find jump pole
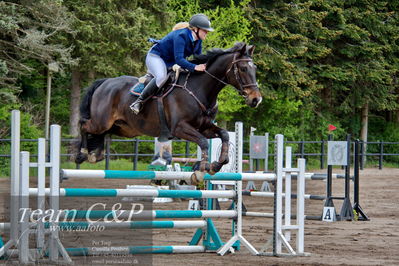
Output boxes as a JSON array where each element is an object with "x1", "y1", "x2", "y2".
[
  {"x1": 0, "y1": 221, "x2": 207, "y2": 230},
  {"x1": 61, "y1": 169, "x2": 277, "y2": 181}
]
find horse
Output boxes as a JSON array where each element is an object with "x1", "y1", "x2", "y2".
[{"x1": 75, "y1": 42, "x2": 262, "y2": 184}]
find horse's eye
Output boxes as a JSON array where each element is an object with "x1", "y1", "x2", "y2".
[{"x1": 240, "y1": 67, "x2": 247, "y2": 72}]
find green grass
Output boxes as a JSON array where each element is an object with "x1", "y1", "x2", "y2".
[
  {"x1": 61, "y1": 159, "x2": 150, "y2": 171},
  {"x1": 362, "y1": 159, "x2": 399, "y2": 169}
]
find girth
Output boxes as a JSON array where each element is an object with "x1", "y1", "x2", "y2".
[{"x1": 155, "y1": 72, "x2": 217, "y2": 141}]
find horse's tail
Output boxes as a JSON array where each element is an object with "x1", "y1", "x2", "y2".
[{"x1": 79, "y1": 78, "x2": 108, "y2": 121}]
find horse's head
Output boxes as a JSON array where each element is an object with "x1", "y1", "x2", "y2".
[{"x1": 225, "y1": 44, "x2": 262, "y2": 108}]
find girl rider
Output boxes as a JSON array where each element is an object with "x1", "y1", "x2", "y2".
[{"x1": 130, "y1": 14, "x2": 214, "y2": 114}]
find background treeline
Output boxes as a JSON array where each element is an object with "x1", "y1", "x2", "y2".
[{"x1": 1, "y1": 0, "x2": 398, "y2": 146}]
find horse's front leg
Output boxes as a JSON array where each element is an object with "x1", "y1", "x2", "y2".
[
  {"x1": 172, "y1": 122, "x2": 210, "y2": 184},
  {"x1": 202, "y1": 125, "x2": 229, "y2": 175}
]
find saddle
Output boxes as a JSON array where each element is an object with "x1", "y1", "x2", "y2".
[
  {"x1": 129, "y1": 65, "x2": 183, "y2": 96},
  {"x1": 129, "y1": 66, "x2": 186, "y2": 142}
]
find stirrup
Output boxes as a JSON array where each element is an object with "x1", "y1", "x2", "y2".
[{"x1": 130, "y1": 101, "x2": 142, "y2": 114}]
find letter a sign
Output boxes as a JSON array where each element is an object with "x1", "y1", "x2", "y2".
[{"x1": 322, "y1": 207, "x2": 336, "y2": 222}]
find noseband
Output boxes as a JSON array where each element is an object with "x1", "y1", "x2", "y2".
[{"x1": 204, "y1": 53, "x2": 258, "y2": 96}]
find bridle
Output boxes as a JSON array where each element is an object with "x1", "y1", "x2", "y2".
[
  {"x1": 204, "y1": 52, "x2": 258, "y2": 97},
  {"x1": 164, "y1": 51, "x2": 258, "y2": 115}
]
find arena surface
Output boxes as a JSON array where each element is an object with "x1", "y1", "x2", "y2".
[{"x1": 0, "y1": 168, "x2": 398, "y2": 265}]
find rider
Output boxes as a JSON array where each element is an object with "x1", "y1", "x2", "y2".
[{"x1": 130, "y1": 14, "x2": 214, "y2": 114}]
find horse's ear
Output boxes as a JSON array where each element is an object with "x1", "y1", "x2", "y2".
[
  {"x1": 239, "y1": 44, "x2": 247, "y2": 56},
  {"x1": 248, "y1": 45, "x2": 255, "y2": 57}
]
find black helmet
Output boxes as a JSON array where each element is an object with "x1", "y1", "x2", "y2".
[{"x1": 189, "y1": 14, "x2": 214, "y2": 32}]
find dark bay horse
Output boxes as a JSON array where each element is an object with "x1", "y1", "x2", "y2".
[{"x1": 75, "y1": 42, "x2": 262, "y2": 183}]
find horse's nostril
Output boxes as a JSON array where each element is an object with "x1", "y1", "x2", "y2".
[{"x1": 252, "y1": 98, "x2": 258, "y2": 106}]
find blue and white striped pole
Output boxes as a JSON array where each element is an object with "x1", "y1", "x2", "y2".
[
  {"x1": 29, "y1": 188, "x2": 236, "y2": 199},
  {"x1": 61, "y1": 169, "x2": 277, "y2": 181},
  {"x1": 0, "y1": 220, "x2": 207, "y2": 231},
  {"x1": 43, "y1": 210, "x2": 238, "y2": 220},
  {"x1": 5, "y1": 245, "x2": 206, "y2": 257}
]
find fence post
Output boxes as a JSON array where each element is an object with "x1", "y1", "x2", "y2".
[
  {"x1": 379, "y1": 140, "x2": 383, "y2": 170},
  {"x1": 300, "y1": 141, "x2": 305, "y2": 159},
  {"x1": 133, "y1": 138, "x2": 139, "y2": 170},
  {"x1": 320, "y1": 140, "x2": 325, "y2": 169},
  {"x1": 105, "y1": 136, "x2": 111, "y2": 170},
  {"x1": 264, "y1": 132, "x2": 269, "y2": 171},
  {"x1": 360, "y1": 140, "x2": 364, "y2": 170},
  {"x1": 185, "y1": 141, "x2": 190, "y2": 158}
]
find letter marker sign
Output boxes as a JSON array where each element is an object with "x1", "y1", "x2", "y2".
[
  {"x1": 322, "y1": 207, "x2": 336, "y2": 222},
  {"x1": 327, "y1": 141, "x2": 348, "y2": 166}
]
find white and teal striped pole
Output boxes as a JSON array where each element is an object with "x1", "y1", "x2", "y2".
[
  {"x1": 28, "y1": 188, "x2": 236, "y2": 198},
  {"x1": 52, "y1": 210, "x2": 237, "y2": 220},
  {"x1": 0, "y1": 220, "x2": 207, "y2": 231},
  {"x1": 61, "y1": 169, "x2": 277, "y2": 181},
  {"x1": 6, "y1": 245, "x2": 206, "y2": 257}
]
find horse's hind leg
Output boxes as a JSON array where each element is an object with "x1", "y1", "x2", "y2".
[
  {"x1": 202, "y1": 125, "x2": 230, "y2": 174},
  {"x1": 80, "y1": 117, "x2": 114, "y2": 163},
  {"x1": 87, "y1": 134, "x2": 106, "y2": 163},
  {"x1": 75, "y1": 124, "x2": 89, "y2": 164}
]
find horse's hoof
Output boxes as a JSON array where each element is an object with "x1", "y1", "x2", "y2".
[
  {"x1": 200, "y1": 161, "x2": 210, "y2": 172},
  {"x1": 96, "y1": 154, "x2": 105, "y2": 162},
  {"x1": 98, "y1": 150, "x2": 105, "y2": 161},
  {"x1": 210, "y1": 161, "x2": 223, "y2": 175},
  {"x1": 191, "y1": 171, "x2": 205, "y2": 185},
  {"x1": 75, "y1": 153, "x2": 88, "y2": 164},
  {"x1": 88, "y1": 152, "x2": 97, "y2": 164}
]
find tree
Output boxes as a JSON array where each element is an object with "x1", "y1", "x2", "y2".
[
  {"x1": 0, "y1": 0, "x2": 74, "y2": 136},
  {"x1": 244, "y1": 1, "x2": 333, "y2": 138},
  {"x1": 309, "y1": 0, "x2": 398, "y2": 143},
  {"x1": 62, "y1": 0, "x2": 171, "y2": 136},
  {"x1": 243, "y1": 0, "x2": 398, "y2": 142},
  {"x1": 0, "y1": 0, "x2": 75, "y2": 89}
]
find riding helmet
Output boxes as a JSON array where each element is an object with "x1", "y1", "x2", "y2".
[{"x1": 189, "y1": 14, "x2": 214, "y2": 32}]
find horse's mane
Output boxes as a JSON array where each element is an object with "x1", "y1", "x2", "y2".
[{"x1": 190, "y1": 42, "x2": 249, "y2": 66}]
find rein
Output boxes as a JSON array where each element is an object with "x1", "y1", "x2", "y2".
[
  {"x1": 166, "y1": 73, "x2": 213, "y2": 115},
  {"x1": 165, "y1": 52, "x2": 257, "y2": 115}
]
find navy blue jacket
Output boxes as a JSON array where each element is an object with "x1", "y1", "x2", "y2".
[{"x1": 150, "y1": 28, "x2": 202, "y2": 72}]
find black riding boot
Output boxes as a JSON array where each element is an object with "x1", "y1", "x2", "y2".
[{"x1": 130, "y1": 78, "x2": 159, "y2": 114}]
